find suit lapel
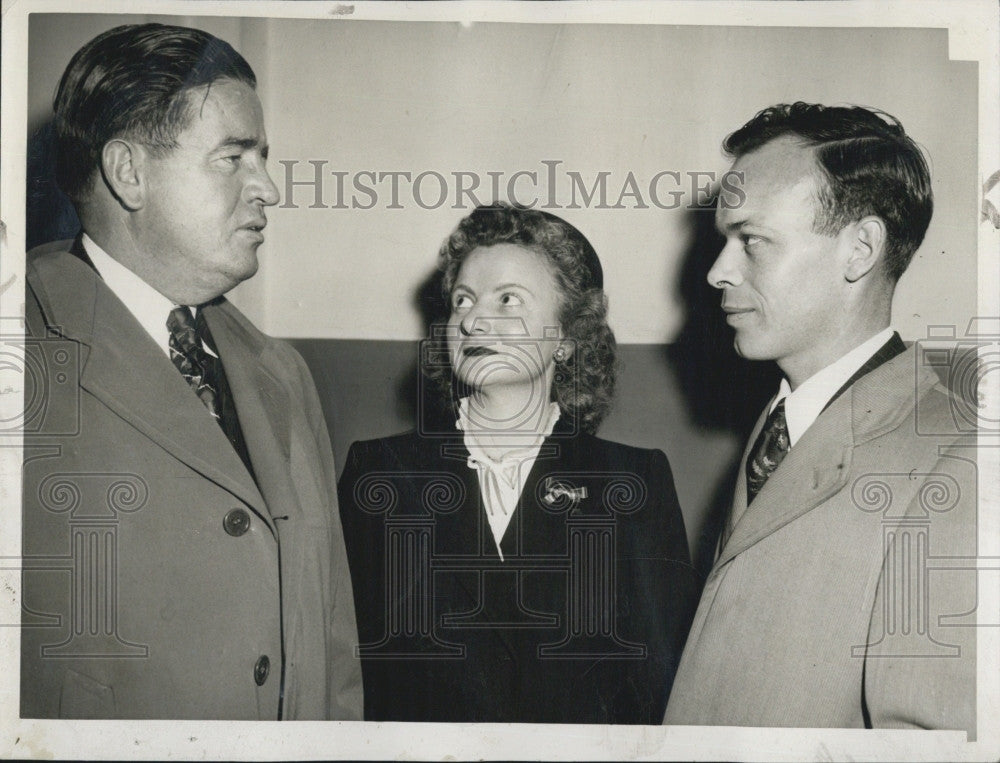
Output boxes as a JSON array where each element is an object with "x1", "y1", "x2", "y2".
[
  {"x1": 201, "y1": 302, "x2": 289, "y2": 530},
  {"x1": 512, "y1": 436, "x2": 574, "y2": 557},
  {"x1": 29, "y1": 247, "x2": 268, "y2": 521},
  {"x1": 432, "y1": 437, "x2": 555, "y2": 660},
  {"x1": 434, "y1": 439, "x2": 490, "y2": 557},
  {"x1": 717, "y1": 400, "x2": 854, "y2": 566},
  {"x1": 430, "y1": 440, "x2": 524, "y2": 659},
  {"x1": 823, "y1": 332, "x2": 907, "y2": 413},
  {"x1": 717, "y1": 346, "x2": 928, "y2": 567}
]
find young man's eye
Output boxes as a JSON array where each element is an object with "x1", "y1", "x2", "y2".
[{"x1": 452, "y1": 294, "x2": 473, "y2": 310}]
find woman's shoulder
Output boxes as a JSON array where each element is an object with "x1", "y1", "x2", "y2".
[
  {"x1": 344, "y1": 430, "x2": 457, "y2": 473},
  {"x1": 569, "y1": 432, "x2": 670, "y2": 471}
]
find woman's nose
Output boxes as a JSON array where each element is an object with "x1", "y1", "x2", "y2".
[{"x1": 460, "y1": 312, "x2": 492, "y2": 335}]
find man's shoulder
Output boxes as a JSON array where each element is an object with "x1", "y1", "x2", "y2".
[
  {"x1": 852, "y1": 343, "x2": 971, "y2": 445},
  {"x1": 27, "y1": 238, "x2": 75, "y2": 260},
  {"x1": 28, "y1": 238, "x2": 73, "y2": 260},
  {"x1": 26, "y1": 238, "x2": 82, "y2": 284},
  {"x1": 204, "y1": 301, "x2": 318, "y2": 405}
]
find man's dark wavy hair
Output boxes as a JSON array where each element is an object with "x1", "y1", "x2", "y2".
[
  {"x1": 54, "y1": 23, "x2": 257, "y2": 202},
  {"x1": 724, "y1": 102, "x2": 933, "y2": 282},
  {"x1": 427, "y1": 204, "x2": 617, "y2": 434}
]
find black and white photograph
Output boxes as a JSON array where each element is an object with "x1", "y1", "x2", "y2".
[{"x1": 1, "y1": 0, "x2": 997, "y2": 760}]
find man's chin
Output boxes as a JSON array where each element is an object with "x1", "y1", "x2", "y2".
[
  {"x1": 224, "y1": 254, "x2": 261, "y2": 290},
  {"x1": 732, "y1": 334, "x2": 769, "y2": 362}
]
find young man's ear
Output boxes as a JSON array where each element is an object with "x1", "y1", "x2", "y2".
[
  {"x1": 100, "y1": 139, "x2": 147, "y2": 211},
  {"x1": 844, "y1": 216, "x2": 887, "y2": 283}
]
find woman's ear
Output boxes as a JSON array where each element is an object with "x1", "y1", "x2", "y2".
[
  {"x1": 100, "y1": 139, "x2": 146, "y2": 211},
  {"x1": 844, "y1": 215, "x2": 887, "y2": 283},
  {"x1": 554, "y1": 340, "x2": 574, "y2": 362}
]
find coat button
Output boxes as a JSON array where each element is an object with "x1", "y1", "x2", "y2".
[
  {"x1": 254, "y1": 655, "x2": 270, "y2": 686},
  {"x1": 223, "y1": 508, "x2": 251, "y2": 536}
]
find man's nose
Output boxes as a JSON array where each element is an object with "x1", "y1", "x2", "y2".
[
  {"x1": 246, "y1": 164, "x2": 280, "y2": 207},
  {"x1": 706, "y1": 240, "x2": 744, "y2": 289}
]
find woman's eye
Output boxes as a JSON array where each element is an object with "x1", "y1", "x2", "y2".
[
  {"x1": 499, "y1": 293, "x2": 523, "y2": 307},
  {"x1": 452, "y1": 294, "x2": 473, "y2": 310}
]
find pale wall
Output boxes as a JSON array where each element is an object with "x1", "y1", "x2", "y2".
[{"x1": 27, "y1": 15, "x2": 979, "y2": 344}]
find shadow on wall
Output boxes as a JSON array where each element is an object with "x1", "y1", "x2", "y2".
[
  {"x1": 665, "y1": 201, "x2": 780, "y2": 578},
  {"x1": 27, "y1": 122, "x2": 81, "y2": 250},
  {"x1": 395, "y1": 263, "x2": 451, "y2": 434}
]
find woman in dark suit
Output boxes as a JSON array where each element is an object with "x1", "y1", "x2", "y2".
[{"x1": 338, "y1": 204, "x2": 698, "y2": 723}]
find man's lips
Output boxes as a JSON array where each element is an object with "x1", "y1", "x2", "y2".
[
  {"x1": 722, "y1": 304, "x2": 754, "y2": 323},
  {"x1": 237, "y1": 220, "x2": 267, "y2": 244},
  {"x1": 239, "y1": 219, "x2": 267, "y2": 233}
]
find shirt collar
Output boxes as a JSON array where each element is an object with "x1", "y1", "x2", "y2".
[
  {"x1": 456, "y1": 396, "x2": 561, "y2": 464},
  {"x1": 772, "y1": 327, "x2": 895, "y2": 446},
  {"x1": 81, "y1": 233, "x2": 185, "y2": 359}
]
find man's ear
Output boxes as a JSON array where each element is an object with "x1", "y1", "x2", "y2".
[
  {"x1": 844, "y1": 216, "x2": 887, "y2": 283},
  {"x1": 100, "y1": 139, "x2": 146, "y2": 211}
]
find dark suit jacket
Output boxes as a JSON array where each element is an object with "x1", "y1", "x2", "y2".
[
  {"x1": 338, "y1": 424, "x2": 699, "y2": 723},
  {"x1": 21, "y1": 239, "x2": 362, "y2": 720}
]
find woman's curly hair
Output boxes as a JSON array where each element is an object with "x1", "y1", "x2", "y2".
[{"x1": 425, "y1": 203, "x2": 617, "y2": 434}]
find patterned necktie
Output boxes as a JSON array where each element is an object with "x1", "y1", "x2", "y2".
[
  {"x1": 745, "y1": 398, "x2": 790, "y2": 504},
  {"x1": 167, "y1": 306, "x2": 220, "y2": 420}
]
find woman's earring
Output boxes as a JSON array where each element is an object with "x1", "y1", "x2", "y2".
[{"x1": 553, "y1": 345, "x2": 567, "y2": 363}]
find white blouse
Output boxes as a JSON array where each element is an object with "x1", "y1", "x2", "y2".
[{"x1": 457, "y1": 397, "x2": 561, "y2": 561}]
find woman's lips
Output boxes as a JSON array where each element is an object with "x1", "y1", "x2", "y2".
[{"x1": 463, "y1": 345, "x2": 498, "y2": 357}]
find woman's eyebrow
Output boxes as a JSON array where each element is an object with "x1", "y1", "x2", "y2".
[{"x1": 493, "y1": 282, "x2": 534, "y2": 296}]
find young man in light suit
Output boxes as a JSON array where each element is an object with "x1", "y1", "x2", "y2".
[
  {"x1": 21, "y1": 23, "x2": 361, "y2": 720},
  {"x1": 664, "y1": 103, "x2": 977, "y2": 733}
]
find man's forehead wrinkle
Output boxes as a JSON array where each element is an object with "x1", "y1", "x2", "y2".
[{"x1": 174, "y1": 81, "x2": 265, "y2": 150}]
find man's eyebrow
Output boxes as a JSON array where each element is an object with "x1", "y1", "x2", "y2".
[
  {"x1": 215, "y1": 137, "x2": 268, "y2": 156},
  {"x1": 717, "y1": 217, "x2": 747, "y2": 234}
]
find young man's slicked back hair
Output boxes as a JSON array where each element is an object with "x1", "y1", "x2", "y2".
[
  {"x1": 54, "y1": 23, "x2": 257, "y2": 202},
  {"x1": 724, "y1": 102, "x2": 933, "y2": 282}
]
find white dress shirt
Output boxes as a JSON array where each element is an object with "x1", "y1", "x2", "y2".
[
  {"x1": 81, "y1": 234, "x2": 210, "y2": 358},
  {"x1": 458, "y1": 397, "x2": 561, "y2": 561},
  {"x1": 770, "y1": 327, "x2": 896, "y2": 446}
]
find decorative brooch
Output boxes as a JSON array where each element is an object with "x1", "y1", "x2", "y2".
[{"x1": 542, "y1": 477, "x2": 588, "y2": 506}]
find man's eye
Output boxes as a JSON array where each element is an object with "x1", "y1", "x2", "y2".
[
  {"x1": 742, "y1": 234, "x2": 762, "y2": 248},
  {"x1": 499, "y1": 293, "x2": 523, "y2": 307},
  {"x1": 453, "y1": 295, "x2": 473, "y2": 310}
]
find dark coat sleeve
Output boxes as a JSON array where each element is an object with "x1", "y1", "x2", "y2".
[
  {"x1": 336, "y1": 441, "x2": 386, "y2": 654},
  {"x1": 337, "y1": 438, "x2": 410, "y2": 720},
  {"x1": 613, "y1": 446, "x2": 700, "y2": 722}
]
